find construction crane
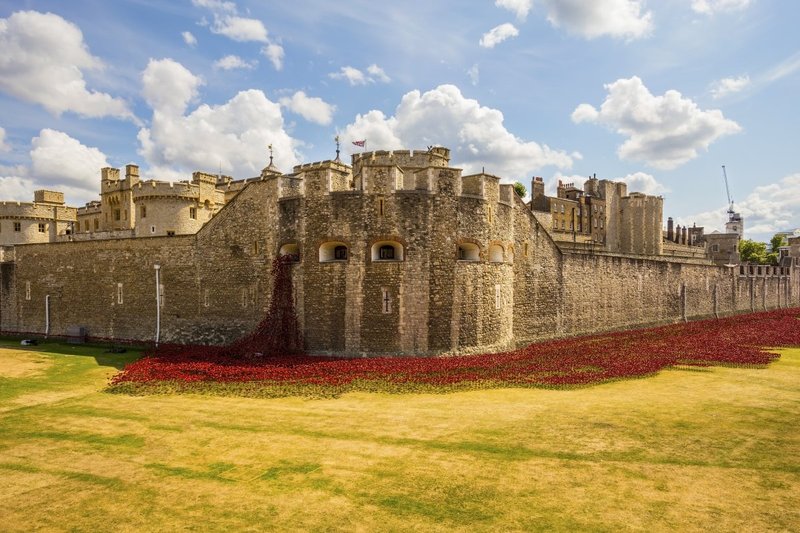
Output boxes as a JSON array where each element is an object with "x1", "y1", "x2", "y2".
[{"x1": 721, "y1": 165, "x2": 735, "y2": 222}]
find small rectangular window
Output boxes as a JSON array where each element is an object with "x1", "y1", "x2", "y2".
[
  {"x1": 140, "y1": 205, "x2": 147, "y2": 218},
  {"x1": 14, "y1": 222, "x2": 21, "y2": 232},
  {"x1": 114, "y1": 209, "x2": 121, "y2": 221},
  {"x1": 38, "y1": 223, "x2": 46, "y2": 233},
  {"x1": 381, "y1": 287, "x2": 392, "y2": 314},
  {"x1": 151, "y1": 225, "x2": 156, "y2": 234},
  {"x1": 378, "y1": 197, "x2": 385, "y2": 216},
  {"x1": 117, "y1": 283, "x2": 123, "y2": 304},
  {"x1": 379, "y1": 246, "x2": 395, "y2": 260},
  {"x1": 94, "y1": 219, "x2": 99, "y2": 230},
  {"x1": 25, "y1": 281, "x2": 31, "y2": 300},
  {"x1": 190, "y1": 207, "x2": 197, "y2": 219},
  {"x1": 253, "y1": 241, "x2": 259, "y2": 255}
]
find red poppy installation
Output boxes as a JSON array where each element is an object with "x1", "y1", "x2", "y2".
[{"x1": 110, "y1": 265, "x2": 800, "y2": 393}]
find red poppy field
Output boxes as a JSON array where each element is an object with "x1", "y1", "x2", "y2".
[{"x1": 108, "y1": 308, "x2": 800, "y2": 397}]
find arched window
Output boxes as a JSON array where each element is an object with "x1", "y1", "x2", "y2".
[
  {"x1": 457, "y1": 243, "x2": 480, "y2": 262},
  {"x1": 319, "y1": 241, "x2": 349, "y2": 262},
  {"x1": 489, "y1": 244, "x2": 504, "y2": 263},
  {"x1": 371, "y1": 240, "x2": 404, "y2": 261},
  {"x1": 279, "y1": 243, "x2": 300, "y2": 262}
]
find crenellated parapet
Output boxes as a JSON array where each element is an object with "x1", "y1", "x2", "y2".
[
  {"x1": 351, "y1": 147, "x2": 450, "y2": 174},
  {"x1": 132, "y1": 180, "x2": 201, "y2": 201}
]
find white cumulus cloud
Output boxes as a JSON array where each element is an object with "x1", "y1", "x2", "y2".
[
  {"x1": 329, "y1": 65, "x2": 391, "y2": 86},
  {"x1": 340, "y1": 84, "x2": 574, "y2": 180},
  {"x1": 0, "y1": 176, "x2": 36, "y2": 202},
  {"x1": 30, "y1": 129, "x2": 109, "y2": 194},
  {"x1": 479, "y1": 23, "x2": 519, "y2": 48},
  {"x1": 617, "y1": 171, "x2": 668, "y2": 195},
  {"x1": 213, "y1": 55, "x2": 256, "y2": 70},
  {"x1": 138, "y1": 59, "x2": 299, "y2": 179},
  {"x1": 182, "y1": 31, "x2": 197, "y2": 46},
  {"x1": 495, "y1": 0, "x2": 533, "y2": 20},
  {"x1": 280, "y1": 91, "x2": 335, "y2": 126},
  {"x1": 0, "y1": 11, "x2": 133, "y2": 120},
  {"x1": 572, "y1": 76, "x2": 741, "y2": 169},
  {"x1": 711, "y1": 75, "x2": 750, "y2": 99},
  {"x1": 542, "y1": 0, "x2": 653, "y2": 40},
  {"x1": 142, "y1": 59, "x2": 202, "y2": 115},
  {"x1": 193, "y1": 0, "x2": 284, "y2": 70},
  {"x1": 261, "y1": 42, "x2": 284, "y2": 71},
  {"x1": 691, "y1": 0, "x2": 752, "y2": 15},
  {"x1": 367, "y1": 64, "x2": 391, "y2": 83},
  {"x1": 0, "y1": 126, "x2": 9, "y2": 152},
  {"x1": 211, "y1": 15, "x2": 268, "y2": 42},
  {"x1": 681, "y1": 173, "x2": 800, "y2": 238}
]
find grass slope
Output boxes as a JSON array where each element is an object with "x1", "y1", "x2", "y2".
[{"x1": 0, "y1": 340, "x2": 798, "y2": 531}]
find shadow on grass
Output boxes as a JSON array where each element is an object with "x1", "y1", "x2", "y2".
[{"x1": 0, "y1": 337, "x2": 143, "y2": 371}]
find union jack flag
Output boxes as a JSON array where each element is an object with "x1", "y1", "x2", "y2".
[{"x1": 352, "y1": 139, "x2": 366, "y2": 147}]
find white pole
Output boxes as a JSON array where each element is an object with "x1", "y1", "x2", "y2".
[
  {"x1": 45, "y1": 294, "x2": 50, "y2": 337},
  {"x1": 154, "y1": 264, "x2": 161, "y2": 346}
]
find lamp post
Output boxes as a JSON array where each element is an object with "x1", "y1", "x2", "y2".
[{"x1": 154, "y1": 264, "x2": 161, "y2": 347}]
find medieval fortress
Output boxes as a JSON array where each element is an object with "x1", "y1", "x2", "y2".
[{"x1": 1, "y1": 147, "x2": 798, "y2": 355}]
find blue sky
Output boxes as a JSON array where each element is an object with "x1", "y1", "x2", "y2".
[{"x1": 1, "y1": 0, "x2": 798, "y2": 241}]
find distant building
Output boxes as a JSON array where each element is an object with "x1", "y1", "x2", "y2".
[{"x1": 0, "y1": 190, "x2": 76, "y2": 247}]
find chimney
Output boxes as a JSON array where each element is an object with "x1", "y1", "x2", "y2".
[
  {"x1": 682, "y1": 226, "x2": 688, "y2": 245},
  {"x1": 667, "y1": 217, "x2": 674, "y2": 241}
]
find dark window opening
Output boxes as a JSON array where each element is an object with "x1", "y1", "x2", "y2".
[
  {"x1": 379, "y1": 245, "x2": 395, "y2": 260},
  {"x1": 334, "y1": 245, "x2": 348, "y2": 260}
]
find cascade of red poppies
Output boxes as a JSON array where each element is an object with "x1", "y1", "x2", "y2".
[
  {"x1": 146, "y1": 255, "x2": 302, "y2": 361},
  {"x1": 111, "y1": 308, "x2": 800, "y2": 389},
  {"x1": 223, "y1": 255, "x2": 302, "y2": 357}
]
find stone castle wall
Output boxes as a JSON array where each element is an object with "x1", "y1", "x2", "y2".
[{"x1": 1, "y1": 151, "x2": 798, "y2": 355}]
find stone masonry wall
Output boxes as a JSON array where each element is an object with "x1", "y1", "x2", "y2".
[{"x1": 1, "y1": 151, "x2": 799, "y2": 356}]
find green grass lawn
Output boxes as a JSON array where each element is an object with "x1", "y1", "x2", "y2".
[{"x1": 1, "y1": 340, "x2": 798, "y2": 532}]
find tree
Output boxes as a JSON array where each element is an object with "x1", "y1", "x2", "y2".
[
  {"x1": 513, "y1": 182, "x2": 527, "y2": 198},
  {"x1": 770, "y1": 234, "x2": 787, "y2": 253},
  {"x1": 738, "y1": 239, "x2": 768, "y2": 264},
  {"x1": 763, "y1": 234, "x2": 788, "y2": 265}
]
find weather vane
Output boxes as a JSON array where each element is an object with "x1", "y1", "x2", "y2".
[
  {"x1": 268, "y1": 143, "x2": 273, "y2": 166},
  {"x1": 335, "y1": 135, "x2": 341, "y2": 161}
]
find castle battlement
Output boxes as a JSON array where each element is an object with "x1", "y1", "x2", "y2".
[
  {"x1": 132, "y1": 180, "x2": 200, "y2": 201},
  {"x1": 292, "y1": 159, "x2": 351, "y2": 173},
  {"x1": 77, "y1": 201, "x2": 101, "y2": 215},
  {"x1": 351, "y1": 147, "x2": 450, "y2": 173},
  {"x1": 0, "y1": 201, "x2": 75, "y2": 220}
]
